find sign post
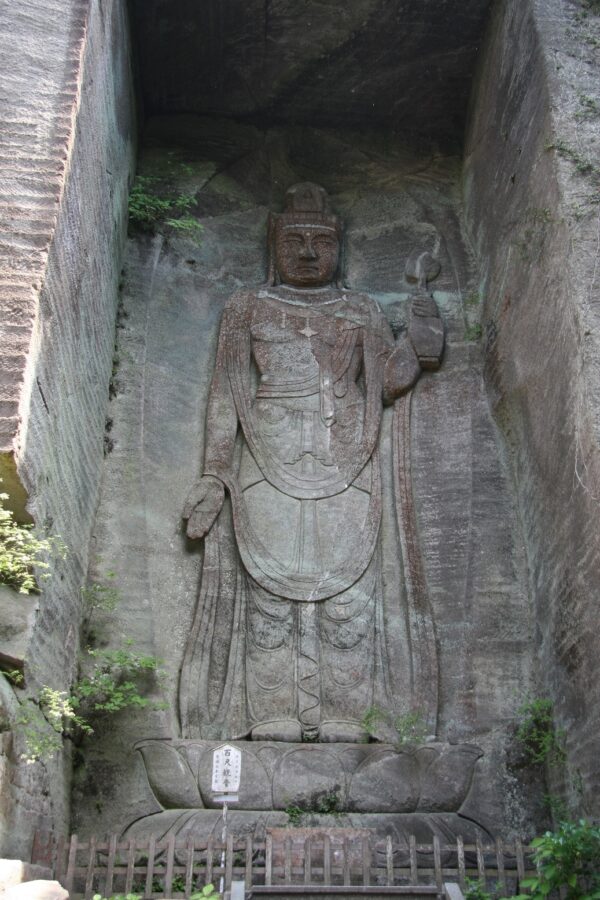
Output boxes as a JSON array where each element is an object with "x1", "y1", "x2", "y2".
[{"x1": 211, "y1": 745, "x2": 242, "y2": 896}]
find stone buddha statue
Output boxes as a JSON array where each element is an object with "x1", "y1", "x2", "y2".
[{"x1": 180, "y1": 183, "x2": 444, "y2": 745}]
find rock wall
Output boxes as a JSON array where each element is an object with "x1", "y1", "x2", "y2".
[
  {"x1": 464, "y1": 0, "x2": 600, "y2": 816},
  {"x1": 72, "y1": 117, "x2": 533, "y2": 839},
  {"x1": 129, "y1": 0, "x2": 493, "y2": 148},
  {"x1": 0, "y1": 0, "x2": 135, "y2": 856}
]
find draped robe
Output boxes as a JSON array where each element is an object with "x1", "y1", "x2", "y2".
[{"x1": 179, "y1": 286, "x2": 437, "y2": 740}]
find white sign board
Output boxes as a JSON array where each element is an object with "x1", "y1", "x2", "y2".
[{"x1": 212, "y1": 744, "x2": 242, "y2": 794}]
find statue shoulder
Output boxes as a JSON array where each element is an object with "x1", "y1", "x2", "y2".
[
  {"x1": 341, "y1": 290, "x2": 388, "y2": 324},
  {"x1": 223, "y1": 289, "x2": 256, "y2": 313}
]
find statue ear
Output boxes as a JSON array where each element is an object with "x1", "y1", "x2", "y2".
[{"x1": 266, "y1": 213, "x2": 279, "y2": 285}]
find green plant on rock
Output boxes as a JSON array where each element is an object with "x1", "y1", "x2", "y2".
[
  {"x1": 463, "y1": 878, "x2": 493, "y2": 900},
  {"x1": 576, "y1": 94, "x2": 600, "y2": 119},
  {"x1": 81, "y1": 573, "x2": 120, "y2": 645},
  {"x1": 361, "y1": 704, "x2": 384, "y2": 739},
  {"x1": 285, "y1": 803, "x2": 304, "y2": 826},
  {"x1": 393, "y1": 710, "x2": 429, "y2": 746},
  {"x1": 361, "y1": 705, "x2": 428, "y2": 747},
  {"x1": 545, "y1": 140, "x2": 599, "y2": 178},
  {"x1": 0, "y1": 485, "x2": 66, "y2": 593},
  {"x1": 73, "y1": 640, "x2": 166, "y2": 716},
  {"x1": 191, "y1": 884, "x2": 220, "y2": 900},
  {"x1": 514, "y1": 820, "x2": 600, "y2": 900},
  {"x1": 464, "y1": 291, "x2": 482, "y2": 309},
  {"x1": 128, "y1": 155, "x2": 204, "y2": 245},
  {"x1": 516, "y1": 697, "x2": 566, "y2": 767},
  {"x1": 464, "y1": 323, "x2": 483, "y2": 342},
  {"x1": 3, "y1": 669, "x2": 24, "y2": 687},
  {"x1": 16, "y1": 687, "x2": 91, "y2": 764},
  {"x1": 93, "y1": 894, "x2": 141, "y2": 900},
  {"x1": 16, "y1": 704, "x2": 63, "y2": 765},
  {"x1": 314, "y1": 789, "x2": 342, "y2": 815}
]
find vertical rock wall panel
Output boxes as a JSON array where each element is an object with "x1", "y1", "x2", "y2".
[
  {"x1": 464, "y1": 0, "x2": 600, "y2": 816},
  {"x1": 0, "y1": 0, "x2": 135, "y2": 855}
]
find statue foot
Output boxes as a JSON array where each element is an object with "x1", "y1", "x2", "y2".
[
  {"x1": 319, "y1": 720, "x2": 366, "y2": 743},
  {"x1": 251, "y1": 719, "x2": 302, "y2": 742}
]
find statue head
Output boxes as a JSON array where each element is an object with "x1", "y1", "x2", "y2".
[{"x1": 268, "y1": 183, "x2": 342, "y2": 288}]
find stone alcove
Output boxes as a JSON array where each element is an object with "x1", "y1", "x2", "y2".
[{"x1": 0, "y1": 0, "x2": 599, "y2": 856}]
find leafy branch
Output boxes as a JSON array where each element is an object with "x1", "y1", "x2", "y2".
[
  {"x1": 0, "y1": 485, "x2": 66, "y2": 593},
  {"x1": 128, "y1": 154, "x2": 204, "y2": 245}
]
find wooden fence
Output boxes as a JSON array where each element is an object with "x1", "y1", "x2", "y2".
[{"x1": 34, "y1": 832, "x2": 537, "y2": 900}]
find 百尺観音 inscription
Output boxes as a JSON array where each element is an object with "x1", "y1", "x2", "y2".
[{"x1": 212, "y1": 744, "x2": 242, "y2": 794}]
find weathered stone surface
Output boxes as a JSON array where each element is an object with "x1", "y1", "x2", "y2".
[
  {"x1": 136, "y1": 739, "x2": 481, "y2": 816},
  {"x1": 129, "y1": 0, "x2": 493, "y2": 148},
  {"x1": 464, "y1": 0, "x2": 600, "y2": 819},
  {"x1": 0, "y1": 0, "x2": 135, "y2": 857},
  {"x1": 123, "y1": 809, "x2": 491, "y2": 845},
  {"x1": 347, "y1": 750, "x2": 421, "y2": 813},
  {"x1": 73, "y1": 116, "x2": 531, "y2": 839},
  {"x1": 2, "y1": 881, "x2": 68, "y2": 900},
  {"x1": 0, "y1": 860, "x2": 52, "y2": 892},
  {"x1": 0, "y1": 588, "x2": 36, "y2": 673},
  {"x1": 179, "y1": 182, "x2": 443, "y2": 743}
]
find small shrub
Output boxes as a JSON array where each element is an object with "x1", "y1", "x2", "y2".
[
  {"x1": 362, "y1": 705, "x2": 429, "y2": 746},
  {"x1": 93, "y1": 894, "x2": 141, "y2": 900},
  {"x1": 393, "y1": 711, "x2": 428, "y2": 746},
  {"x1": 3, "y1": 669, "x2": 24, "y2": 687},
  {"x1": 464, "y1": 323, "x2": 483, "y2": 342},
  {"x1": 516, "y1": 697, "x2": 566, "y2": 767},
  {"x1": 546, "y1": 141, "x2": 599, "y2": 179},
  {"x1": 464, "y1": 878, "x2": 493, "y2": 900},
  {"x1": 16, "y1": 704, "x2": 63, "y2": 764},
  {"x1": 0, "y1": 486, "x2": 65, "y2": 593},
  {"x1": 191, "y1": 885, "x2": 220, "y2": 900},
  {"x1": 81, "y1": 574, "x2": 120, "y2": 645},
  {"x1": 314, "y1": 789, "x2": 342, "y2": 815},
  {"x1": 285, "y1": 804, "x2": 304, "y2": 826},
  {"x1": 361, "y1": 705, "x2": 384, "y2": 738},
  {"x1": 73, "y1": 641, "x2": 166, "y2": 716},
  {"x1": 16, "y1": 687, "x2": 91, "y2": 764},
  {"x1": 515, "y1": 820, "x2": 600, "y2": 899},
  {"x1": 82, "y1": 576, "x2": 119, "y2": 617},
  {"x1": 128, "y1": 155, "x2": 204, "y2": 245}
]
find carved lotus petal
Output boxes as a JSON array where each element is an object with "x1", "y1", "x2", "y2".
[
  {"x1": 416, "y1": 743, "x2": 483, "y2": 812},
  {"x1": 348, "y1": 748, "x2": 420, "y2": 812},
  {"x1": 272, "y1": 747, "x2": 344, "y2": 810},
  {"x1": 137, "y1": 740, "x2": 202, "y2": 809}
]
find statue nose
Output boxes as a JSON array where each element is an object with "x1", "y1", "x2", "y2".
[{"x1": 300, "y1": 241, "x2": 317, "y2": 260}]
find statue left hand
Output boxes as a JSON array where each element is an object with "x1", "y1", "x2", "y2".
[{"x1": 383, "y1": 337, "x2": 421, "y2": 403}]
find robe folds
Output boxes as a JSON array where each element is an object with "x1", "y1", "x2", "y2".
[{"x1": 179, "y1": 287, "x2": 438, "y2": 740}]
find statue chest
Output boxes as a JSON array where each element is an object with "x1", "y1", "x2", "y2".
[{"x1": 250, "y1": 308, "x2": 361, "y2": 379}]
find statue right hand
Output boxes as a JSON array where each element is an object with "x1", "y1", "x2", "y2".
[{"x1": 183, "y1": 476, "x2": 225, "y2": 540}]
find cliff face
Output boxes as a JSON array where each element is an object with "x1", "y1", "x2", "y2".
[
  {"x1": 464, "y1": 0, "x2": 600, "y2": 818},
  {"x1": 129, "y1": 0, "x2": 494, "y2": 149},
  {"x1": 1, "y1": 0, "x2": 599, "y2": 857},
  {"x1": 0, "y1": 0, "x2": 135, "y2": 855}
]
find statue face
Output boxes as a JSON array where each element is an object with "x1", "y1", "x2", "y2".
[{"x1": 275, "y1": 224, "x2": 340, "y2": 287}]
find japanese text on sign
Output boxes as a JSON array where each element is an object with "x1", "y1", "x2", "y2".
[{"x1": 212, "y1": 744, "x2": 242, "y2": 793}]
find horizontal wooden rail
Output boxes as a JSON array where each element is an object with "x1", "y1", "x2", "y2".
[{"x1": 35, "y1": 832, "x2": 536, "y2": 900}]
